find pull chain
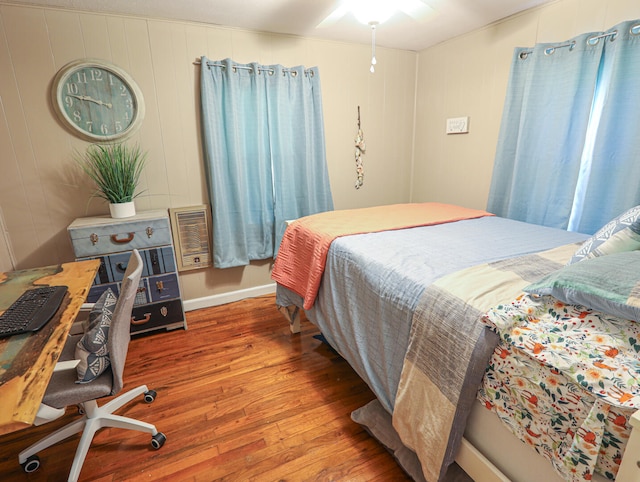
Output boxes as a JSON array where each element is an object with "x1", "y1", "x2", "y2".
[{"x1": 370, "y1": 22, "x2": 378, "y2": 73}]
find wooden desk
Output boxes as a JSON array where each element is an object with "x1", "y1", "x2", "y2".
[{"x1": 0, "y1": 259, "x2": 100, "y2": 436}]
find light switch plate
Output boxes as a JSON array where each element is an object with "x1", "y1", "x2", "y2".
[{"x1": 446, "y1": 116, "x2": 469, "y2": 134}]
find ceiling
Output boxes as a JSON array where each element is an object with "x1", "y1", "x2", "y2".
[{"x1": 4, "y1": 0, "x2": 555, "y2": 51}]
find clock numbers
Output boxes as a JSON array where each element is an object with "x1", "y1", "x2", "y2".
[
  {"x1": 75, "y1": 71, "x2": 87, "y2": 83},
  {"x1": 53, "y1": 60, "x2": 144, "y2": 140},
  {"x1": 90, "y1": 69, "x2": 103, "y2": 81}
]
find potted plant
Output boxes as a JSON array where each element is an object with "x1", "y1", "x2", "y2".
[{"x1": 77, "y1": 143, "x2": 147, "y2": 218}]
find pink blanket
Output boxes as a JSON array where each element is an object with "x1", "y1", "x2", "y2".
[{"x1": 272, "y1": 203, "x2": 493, "y2": 309}]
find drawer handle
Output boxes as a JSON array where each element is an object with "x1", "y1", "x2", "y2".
[
  {"x1": 90, "y1": 233, "x2": 99, "y2": 245},
  {"x1": 131, "y1": 313, "x2": 151, "y2": 325},
  {"x1": 111, "y1": 232, "x2": 135, "y2": 244}
]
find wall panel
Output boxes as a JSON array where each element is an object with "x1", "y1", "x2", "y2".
[
  {"x1": 412, "y1": 0, "x2": 640, "y2": 211},
  {"x1": 0, "y1": 3, "x2": 416, "y2": 301}
]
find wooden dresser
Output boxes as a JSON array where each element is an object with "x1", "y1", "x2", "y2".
[{"x1": 67, "y1": 209, "x2": 186, "y2": 335}]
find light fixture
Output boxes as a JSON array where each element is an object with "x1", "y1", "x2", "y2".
[
  {"x1": 351, "y1": 0, "x2": 395, "y2": 26},
  {"x1": 349, "y1": 0, "x2": 395, "y2": 74},
  {"x1": 317, "y1": 0, "x2": 434, "y2": 74}
]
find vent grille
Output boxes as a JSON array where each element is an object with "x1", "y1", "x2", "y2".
[{"x1": 169, "y1": 205, "x2": 212, "y2": 271}]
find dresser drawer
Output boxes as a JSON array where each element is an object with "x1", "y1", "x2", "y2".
[
  {"x1": 143, "y1": 247, "x2": 176, "y2": 275},
  {"x1": 68, "y1": 213, "x2": 172, "y2": 258},
  {"x1": 86, "y1": 278, "x2": 149, "y2": 305},
  {"x1": 79, "y1": 246, "x2": 176, "y2": 283},
  {"x1": 87, "y1": 282, "x2": 120, "y2": 304},
  {"x1": 147, "y1": 273, "x2": 181, "y2": 301},
  {"x1": 107, "y1": 251, "x2": 151, "y2": 281},
  {"x1": 130, "y1": 298, "x2": 185, "y2": 334}
]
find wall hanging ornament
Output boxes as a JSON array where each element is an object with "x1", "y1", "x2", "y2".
[{"x1": 354, "y1": 106, "x2": 366, "y2": 189}]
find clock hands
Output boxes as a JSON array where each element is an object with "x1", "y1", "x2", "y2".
[{"x1": 67, "y1": 94, "x2": 113, "y2": 109}]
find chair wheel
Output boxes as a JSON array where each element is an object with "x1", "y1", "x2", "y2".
[
  {"x1": 22, "y1": 454, "x2": 40, "y2": 473},
  {"x1": 151, "y1": 432, "x2": 166, "y2": 449},
  {"x1": 143, "y1": 390, "x2": 157, "y2": 403}
]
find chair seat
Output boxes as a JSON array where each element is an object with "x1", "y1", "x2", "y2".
[
  {"x1": 42, "y1": 334, "x2": 113, "y2": 409},
  {"x1": 42, "y1": 367, "x2": 113, "y2": 410}
]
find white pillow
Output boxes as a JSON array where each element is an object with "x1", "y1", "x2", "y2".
[{"x1": 568, "y1": 205, "x2": 640, "y2": 264}]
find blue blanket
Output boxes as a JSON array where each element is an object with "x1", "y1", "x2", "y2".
[{"x1": 277, "y1": 216, "x2": 588, "y2": 414}]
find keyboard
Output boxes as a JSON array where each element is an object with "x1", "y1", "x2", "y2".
[{"x1": 0, "y1": 285, "x2": 68, "y2": 338}]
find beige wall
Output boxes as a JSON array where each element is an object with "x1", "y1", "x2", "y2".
[
  {"x1": 411, "y1": 0, "x2": 640, "y2": 210},
  {"x1": 2, "y1": 0, "x2": 639, "y2": 303},
  {"x1": 0, "y1": 3, "x2": 416, "y2": 300}
]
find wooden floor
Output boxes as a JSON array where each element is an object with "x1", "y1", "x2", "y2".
[{"x1": 0, "y1": 294, "x2": 412, "y2": 481}]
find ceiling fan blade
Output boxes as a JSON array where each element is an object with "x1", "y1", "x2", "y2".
[
  {"x1": 316, "y1": 4, "x2": 350, "y2": 28},
  {"x1": 398, "y1": 0, "x2": 434, "y2": 22}
]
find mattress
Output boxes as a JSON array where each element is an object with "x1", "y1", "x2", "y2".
[{"x1": 275, "y1": 215, "x2": 588, "y2": 413}]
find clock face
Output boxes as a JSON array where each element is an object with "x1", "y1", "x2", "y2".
[{"x1": 52, "y1": 59, "x2": 145, "y2": 141}]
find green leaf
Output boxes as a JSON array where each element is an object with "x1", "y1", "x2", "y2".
[{"x1": 75, "y1": 143, "x2": 147, "y2": 204}]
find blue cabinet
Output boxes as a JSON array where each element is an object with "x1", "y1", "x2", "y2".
[{"x1": 67, "y1": 210, "x2": 187, "y2": 334}]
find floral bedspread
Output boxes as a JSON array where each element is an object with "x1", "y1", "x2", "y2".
[{"x1": 479, "y1": 294, "x2": 640, "y2": 481}]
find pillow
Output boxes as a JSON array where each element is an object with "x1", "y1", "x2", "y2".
[
  {"x1": 75, "y1": 288, "x2": 117, "y2": 383},
  {"x1": 524, "y1": 251, "x2": 640, "y2": 322},
  {"x1": 567, "y1": 205, "x2": 640, "y2": 264}
]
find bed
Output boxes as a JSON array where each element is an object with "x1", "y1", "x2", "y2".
[{"x1": 271, "y1": 203, "x2": 640, "y2": 482}]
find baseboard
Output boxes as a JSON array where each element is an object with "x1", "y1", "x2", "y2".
[{"x1": 183, "y1": 283, "x2": 277, "y2": 311}]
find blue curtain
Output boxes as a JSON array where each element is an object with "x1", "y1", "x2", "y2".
[
  {"x1": 488, "y1": 20, "x2": 640, "y2": 234},
  {"x1": 568, "y1": 21, "x2": 640, "y2": 232},
  {"x1": 266, "y1": 64, "x2": 334, "y2": 254},
  {"x1": 200, "y1": 58, "x2": 333, "y2": 268},
  {"x1": 487, "y1": 33, "x2": 604, "y2": 229}
]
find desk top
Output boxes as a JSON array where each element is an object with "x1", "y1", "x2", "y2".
[{"x1": 0, "y1": 259, "x2": 100, "y2": 436}]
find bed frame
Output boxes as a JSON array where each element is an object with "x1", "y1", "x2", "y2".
[{"x1": 279, "y1": 306, "x2": 640, "y2": 482}]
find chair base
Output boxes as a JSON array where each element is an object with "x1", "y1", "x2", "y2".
[{"x1": 19, "y1": 384, "x2": 162, "y2": 482}]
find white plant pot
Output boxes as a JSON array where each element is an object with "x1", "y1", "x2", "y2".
[{"x1": 109, "y1": 201, "x2": 136, "y2": 219}]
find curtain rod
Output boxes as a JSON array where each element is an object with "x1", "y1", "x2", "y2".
[
  {"x1": 193, "y1": 59, "x2": 314, "y2": 76},
  {"x1": 519, "y1": 24, "x2": 640, "y2": 59}
]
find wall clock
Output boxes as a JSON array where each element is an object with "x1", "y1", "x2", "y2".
[{"x1": 51, "y1": 59, "x2": 145, "y2": 142}]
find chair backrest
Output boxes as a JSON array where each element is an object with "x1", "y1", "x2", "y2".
[{"x1": 107, "y1": 249, "x2": 143, "y2": 395}]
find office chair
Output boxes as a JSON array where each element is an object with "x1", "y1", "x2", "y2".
[{"x1": 18, "y1": 249, "x2": 166, "y2": 482}]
